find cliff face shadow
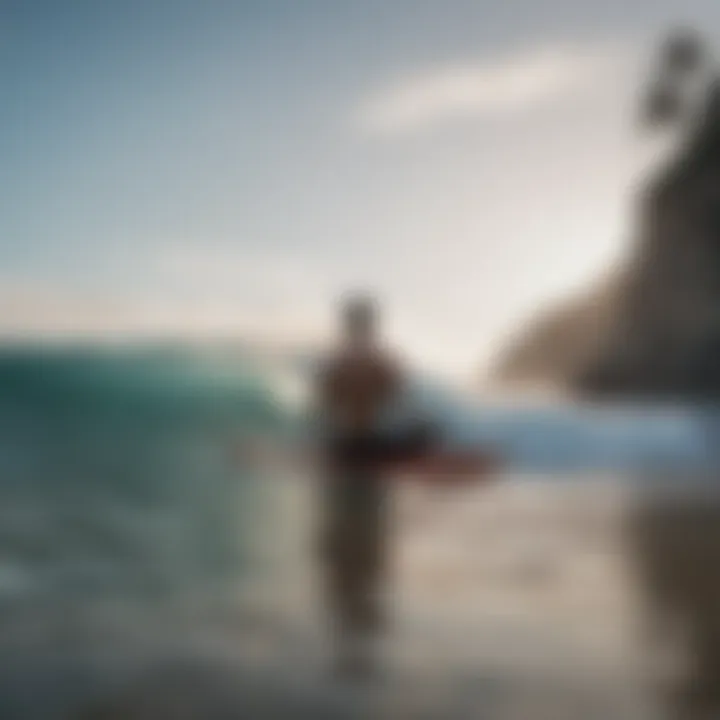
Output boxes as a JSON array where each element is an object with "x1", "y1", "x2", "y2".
[{"x1": 493, "y1": 29, "x2": 720, "y2": 400}]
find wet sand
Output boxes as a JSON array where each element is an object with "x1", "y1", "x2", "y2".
[{"x1": 0, "y1": 477, "x2": 660, "y2": 719}]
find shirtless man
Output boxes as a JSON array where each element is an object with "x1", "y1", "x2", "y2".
[
  {"x1": 314, "y1": 293, "x2": 403, "y2": 676},
  {"x1": 313, "y1": 293, "x2": 498, "y2": 676},
  {"x1": 235, "y1": 294, "x2": 496, "y2": 675}
]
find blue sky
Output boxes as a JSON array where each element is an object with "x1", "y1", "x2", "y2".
[{"x1": 1, "y1": 1, "x2": 719, "y2": 376}]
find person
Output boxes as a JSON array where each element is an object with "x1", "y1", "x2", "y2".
[
  {"x1": 313, "y1": 293, "x2": 496, "y2": 677},
  {"x1": 313, "y1": 293, "x2": 403, "y2": 677},
  {"x1": 235, "y1": 293, "x2": 497, "y2": 677}
]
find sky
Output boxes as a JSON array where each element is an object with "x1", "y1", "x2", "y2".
[{"x1": 1, "y1": 1, "x2": 720, "y2": 378}]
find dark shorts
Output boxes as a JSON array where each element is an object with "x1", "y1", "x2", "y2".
[{"x1": 325, "y1": 422, "x2": 437, "y2": 469}]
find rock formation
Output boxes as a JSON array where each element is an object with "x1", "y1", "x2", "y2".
[
  {"x1": 580, "y1": 83, "x2": 720, "y2": 399},
  {"x1": 493, "y1": 29, "x2": 720, "y2": 402},
  {"x1": 490, "y1": 273, "x2": 623, "y2": 390}
]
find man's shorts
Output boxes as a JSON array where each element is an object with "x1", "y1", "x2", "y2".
[{"x1": 325, "y1": 422, "x2": 437, "y2": 469}]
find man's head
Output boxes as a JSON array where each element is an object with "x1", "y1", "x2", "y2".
[{"x1": 340, "y1": 293, "x2": 379, "y2": 344}]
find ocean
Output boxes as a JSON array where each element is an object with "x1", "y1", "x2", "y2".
[{"x1": 0, "y1": 343, "x2": 714, "y2": 719}]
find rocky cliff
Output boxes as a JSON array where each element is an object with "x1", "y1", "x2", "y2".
[
  {"x1": 490, "y1": 274, "x2": 622, "y2": 390},
  {"x1": 493, "y1": 33, "x2": 720, "y2": 401}
]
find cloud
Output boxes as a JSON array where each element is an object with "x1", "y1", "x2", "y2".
[
  {"x1": 0, "y1": 281, "x2": 150, "y2": 338},
  {"x1": 0, "y1": 281, "x2": 324, "y2": 344},
  {"x1": 355, "y1": 42, "x2": 630, "y2": 135},
  {"x1": 0, "y1": 247, "x2": 333, "y2": 344}
]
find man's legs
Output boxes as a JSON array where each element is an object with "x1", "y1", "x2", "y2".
[{"x1": 321, "y1": 470, "x2": 389, "y2": 677}]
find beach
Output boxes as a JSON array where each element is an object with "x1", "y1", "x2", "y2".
[{"x1": 0, "y1": 474, "x2": 659, "y2": 720}]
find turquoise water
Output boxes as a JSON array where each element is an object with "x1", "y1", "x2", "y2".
[
  {"x1": 0, "y1": 344, "x2": 713, "y2": 612},
  {"x1": 0, "y1": 345, "x2": 298, "y2": 610},
  {"x1": 0, "y1": 344, "x2": 715, "y2": 719}
]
